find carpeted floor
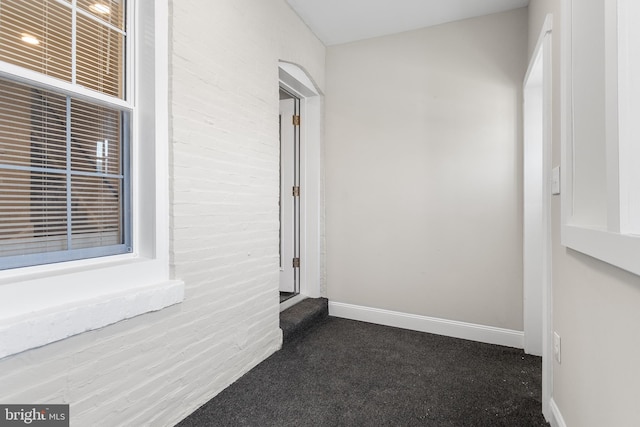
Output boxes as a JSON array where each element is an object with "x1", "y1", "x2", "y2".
[{"x1": 177, "y1": 317, "x2": 550, "y2": 426}]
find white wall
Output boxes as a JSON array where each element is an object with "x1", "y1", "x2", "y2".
[
  {"x1": 325, "y1": 9, "x2": 528, "y2": 331},
  {"x1": 0, "y1": 1, "x2": 325, "y2": 425},
  {"x1": 529, "y1": 1, "x2": 640, "y2": 426}
]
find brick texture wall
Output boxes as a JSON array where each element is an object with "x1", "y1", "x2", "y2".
[{"x1": 0, "y1": 1, "x2": 325, "y2": 425}]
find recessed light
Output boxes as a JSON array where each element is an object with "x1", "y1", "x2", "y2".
[
  {"x1": 90, "y1": 3, "x2": 111, "y2": 14},
  {"x1": 21, "y1": 34, "x2": 40, "y2": 45}
]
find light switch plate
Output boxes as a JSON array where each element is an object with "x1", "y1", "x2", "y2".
[{"x1": 552, "y1": 166, "x2": 560, "y2": 195}]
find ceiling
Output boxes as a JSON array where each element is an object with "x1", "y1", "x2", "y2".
[{"x1": 286, "y1": 0, "x2": 530, "y2": 46}]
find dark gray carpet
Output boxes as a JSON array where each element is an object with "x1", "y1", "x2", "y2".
[{"x1": 177, "y1": 317, "x2": 549, "y2": 427}]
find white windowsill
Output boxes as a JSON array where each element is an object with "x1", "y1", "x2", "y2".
[
  {"x1": 562, "y1": 224, "x2": 640, "y2": 276},
  {"x1": 0, "y1": 256, "x2": 184, "y2": 359}
]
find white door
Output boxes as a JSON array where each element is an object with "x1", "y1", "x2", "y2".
[{"x1": 279, "y1": 95, "x2": 300, "y2": 293}]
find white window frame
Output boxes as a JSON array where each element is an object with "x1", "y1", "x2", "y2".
[
  {"x1": 561, "y1": 0, "x2": 640, "y2": 276},
  {"x1": 0, "y1": 0, "x2": 183, "y2": 359},
  {"x1": 616, "y1": 0, "x2": 640, "y2": 236}
]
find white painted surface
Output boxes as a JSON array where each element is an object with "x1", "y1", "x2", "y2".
[
  {"x1": 525, "y1": 16, "x2": 555, "y2": 423},
  {"x1": 553, "y1": 331, "x2": 561, "y2": 363},
  {"x1": 549, "y1": 398, "x2": 568, "y2": 427},
  {"x1": 0, "y1": 1, "x2": 325, "y2": 426},
  {"x1": 568, "y1": 0, "x2": 608, "y2": 229},
  {"x1": 616, "y1": 0, "x2": 640, "y2": 236},
  {"x1": 279, "y1": 62, "x2": 319, "y2": 97},
  {"x1": 299, "y1": 93, "x2": 325, "y2": 298},
  {"x1": 287, "y1": 0, "x2": 530, "y2": 45},
  {"x1": 329, "y1": 302, "x2": 524, "y2": 349},
  {"x1": 522, "y1": 23, "x2": 553, "y2": 409},
  {"x1": 0, "y1": 275, "x2": 184, "y2": 359},
  {"x1": 325, "y1": 9, "x2": 528, "y2": 331},
  {"x1": 552, "y1": 166, "x2": 560, "y2": 195},
  {"x1": 604, "y1": 0, "x2": 622, "y2": 235},
  {"x1": 523, "y1": 47, "x2": 544, "y2": 357},
  {"x1": 280, "y1": 98, "x2": 296, "y2": 293},
  {"x1": 530, "y1": 1, "x2": 640, "y2": 426}
]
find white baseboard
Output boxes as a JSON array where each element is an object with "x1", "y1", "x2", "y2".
[
  {"x1": 549, "y1": 398, "x2": 567, "y2": 427},
  {"x1": 328, "y1": 301, "x2": 524, "y2": 349}
]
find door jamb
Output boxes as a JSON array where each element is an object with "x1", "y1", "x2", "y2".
[{"x1": 523, "y1": 14, "x2": 553, "y2": 422}]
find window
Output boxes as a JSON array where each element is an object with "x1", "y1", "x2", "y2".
[
  {"x1": 561, "y1": 0, "x2": 640, "y2": 276},
  {"x1": 0, "y1": 0, "x2": 183, "y2": 359},
  {"x1": 0, "y1": 0, "x2": 131, "y2": 269}
]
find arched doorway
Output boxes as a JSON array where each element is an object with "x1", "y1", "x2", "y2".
[{"x1": 278, "y1": 61, "x2": 323, "y2": 310}]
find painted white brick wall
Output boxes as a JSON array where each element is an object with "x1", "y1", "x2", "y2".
[{"x1": 0, "y1": 1, "x2": 325, "y2": 425}]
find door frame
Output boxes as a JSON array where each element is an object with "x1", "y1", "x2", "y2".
[
  {"x1": 279, "y1": 94, "x2": 299, "y2": 294},
  {"x1": 523, "y1": 14, "x2": 553, "y2": 421},
  {"x1": 278, "y1": 61, "x2": 323, "y2": 308}
]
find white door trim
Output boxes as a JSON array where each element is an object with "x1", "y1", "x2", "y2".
[
  {"x1": 523, "y1": 14, "x2": 553, "y2": 422},
  {"x1": 278, "y1": 61, "x2": 323, "y2": 299},
  {"x1": 524, "y1": 47, "x2": 545, "y2": 357},
  {"x1": 279, "y1": 97, "x2": 297, "y2": 293}
]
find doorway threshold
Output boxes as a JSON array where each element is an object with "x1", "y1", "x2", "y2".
[
  {"x1": 280, "y1": 293, "x2": 306, "y2": 312},
  {"x1": 280, "y1": 292, "x2": 296, "y2": 304}
]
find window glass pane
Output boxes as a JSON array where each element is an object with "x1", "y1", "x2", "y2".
[
  {"x1": 0, "y1": 79, "x2": 69, "y2": 258},
  {"x1": 76, "y1": 13, "x2": 125, "y2": 98},
  {"x1": 0, "y1": 0, "x2": 72, "y2": 82},
  {"x1": 0, "y1": 169, "x2": 68, "y2": 257},
  {"x1": 71, "y1": 100, "x2": 121, "y2": 175},
  {"x1": 0, "y1": 80, "x2": 65, "y2": 170},
  {"x1": 71, "y1": 175, "x2": 122, "y2": 249},
  {"x1": 77, "y1": 0, "x2": 125, "y2": 31},
  {"x1": 0, "y1": 76, "x2": 128, "y2": 266}
]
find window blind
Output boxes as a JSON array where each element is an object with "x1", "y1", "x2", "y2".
[{"x1": 0, "y1": 0, "x2": 125, "y2": 98}]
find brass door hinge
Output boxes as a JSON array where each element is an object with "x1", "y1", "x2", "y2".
[
  {"x1": 293, "y1": 258, "x2": 300, "y2": 268},
  {"x1": 292, "y1": 186, "x2": 300, "y2": 197},
  {"x1": 293, "y1": 115, "x2": 300, "y2": 126}
]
